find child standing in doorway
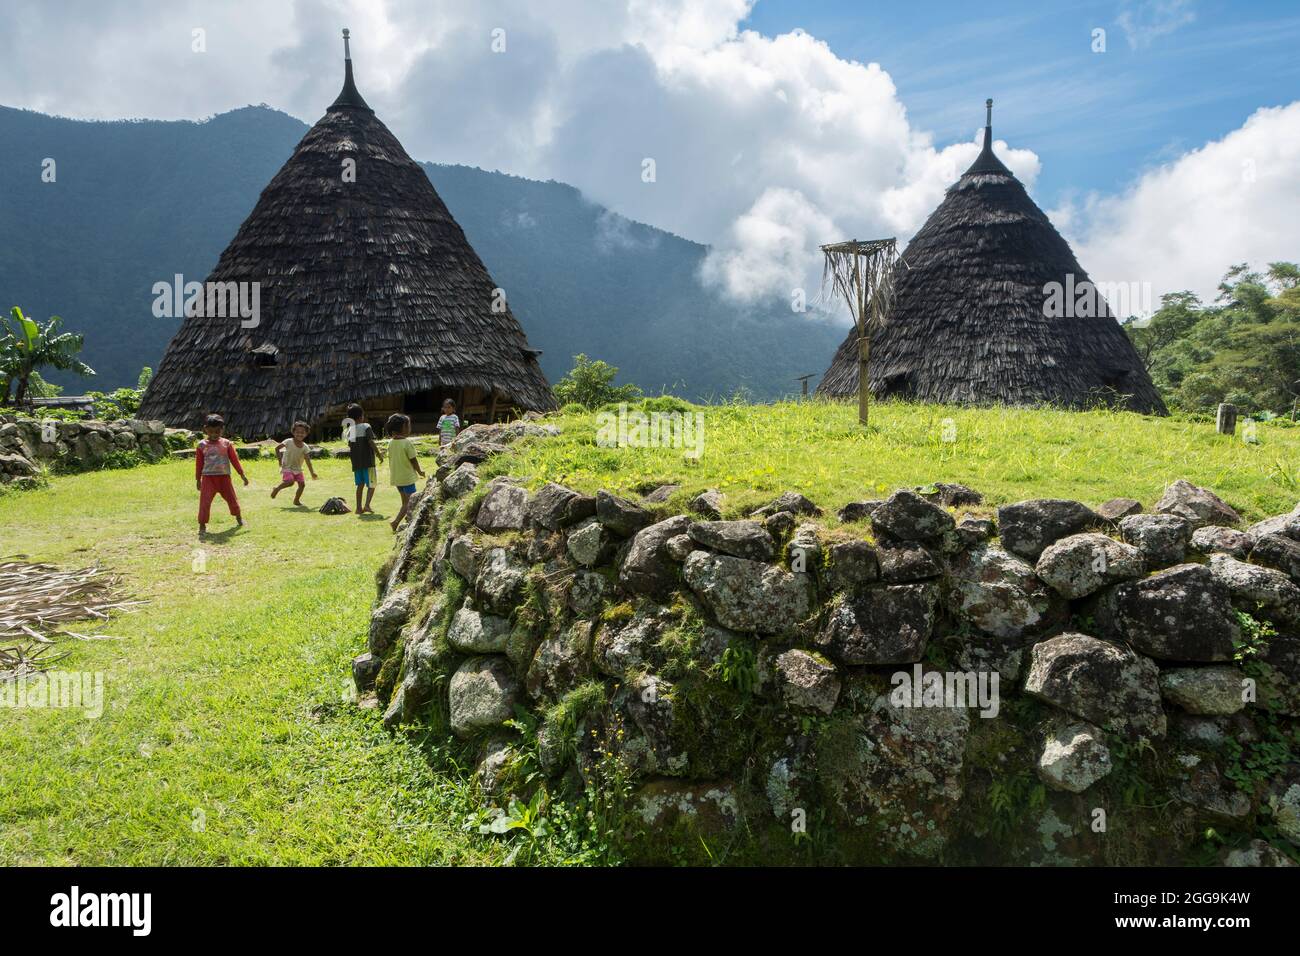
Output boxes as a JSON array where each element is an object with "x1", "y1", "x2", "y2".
[
  {"x1": 385, "y1": 413, "x2": 425, "y2": 532},
  {"x1": 271, "y1": 420, "x2": 317, "y2": 506},
  {"x1": 346, "y1": 403, "x2": 384, "y2": 516},
  {"x1": 436, "y1": 398, "x2": 461, "y2": 448},
  {"x1": 196, "y1": 414, "x2": 249, "y2": 535}
]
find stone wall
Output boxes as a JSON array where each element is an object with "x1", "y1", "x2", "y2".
[
  {"x1": 356, "y1": 422, "x2": 1300, "y2": 865},
  {"x1": 0, "y1": 415, "x2": 175, "y2": 487}
]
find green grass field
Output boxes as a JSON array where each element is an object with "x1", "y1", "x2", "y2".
[
  {"x1": 1, "y1": 400, "x2": 1298, "y2": 865},
  {"x1": 0, "y1": 450, "x2": 505, "y2": 865},
  {"x1": 497, "y1": 399, "x2": 1300, "y2": 520}
]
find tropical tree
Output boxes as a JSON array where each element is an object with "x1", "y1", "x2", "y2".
[
  {"x1": 1, "y1": 307, "x2": 95, "y2": 405},
  {"x1": 552, "y1": 353, "x2": 641, "y2": 409}
]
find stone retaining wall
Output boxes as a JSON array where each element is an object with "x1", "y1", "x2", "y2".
[
  {"x1": 356, "y1": 421, "x2": 1300, "y2": 865},
  {"x1": 0, "y1": 415, "x2": 178, "y2": 487}
]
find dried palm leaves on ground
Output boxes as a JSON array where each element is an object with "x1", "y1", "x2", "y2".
[{"x1": 0, "y1": 562, "x2": 143, "y2": 680}]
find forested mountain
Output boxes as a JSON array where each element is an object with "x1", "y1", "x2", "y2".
[{"x1": 0, "y1": 104, "x2": 843, "y2": 401}]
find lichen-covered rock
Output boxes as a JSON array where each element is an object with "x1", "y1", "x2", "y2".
[
  {"x1": 1154, "y1": 479, "x2": 1241, "y2": 529},
  {"x1": 1118, "y1": 513, "x2": 1191, "y2": 567},
  {"x1": 682, "y1": 550, "x2": 812, "y2": 634},
  {"x1": 687, "y1": 520, "x2": 775, "y2": 561},
  {"x1": 450, "y1": 656, "x2": 520, "y2": 737},
  {"x1": 996, "y1": 499, "x2": 1101, "y2": 561},
  {"x1": 1257, "y1": 634, "x2": 1300, "y2": 716},
  {"x1": 822, "y1": 540, "x2": 881, "y2": 591},
  {"x1": 449, "y1": 534, "x2": 481, "y2": 582},
  {"x1": 368, "y1": 586, "x2": 411, "y2": 656},
  {"x1": 441, "y1": 461, "x2": 479, "y2": 498},
  {"x1": 1037, "y1": 721, "x2": 1112, "y2": 793},
  {"x1": 1112, "y1": 564, "x2": 1239, "y2": 661},
  {"x1": 1191, "y1": 525, "x2": 1253, "y2": 559},
  {"x1": 595, "y1": 490, "x2": 652, "y2": 537},
  {"x1": 837, "y1": 500, "x2": 883, "y2": 523},
  {"x1": 447, "y1": 605, "x2": 512, "y2": 653},
  {"x1": 1024, "y1": 633, "x2": 1166, "y2": 739},
  {"x1": 475, "y1": 480, "x2": 530, "y2": 532},
  {"x1": 870, "y1": 489, "x2": 955, "y2": 542},
  {"x1": 1222, "y1": 839, "x2": 1298, "y2": 867},
  {"x1": 1208, "y1": 553, "x2": 1300, "y2": 624},
  {"x1": 1096, "y1": 497, "x2": 1143, "y2": 521},
  {"x1": 772, "y1": 649, "x2": 841, "y2": 714},
  {"x1": 877, "y1": 541, "x2": 942, "y2": 582},
  {"x1": 528, "y1": 482, "x2": 596, "y2": 530},
  {"x1": 632, "y1": 779, "x2": 738, "y2": 832},
  {"x1": 593, "y1": 604, "x2": 673, "y2": 677},
  {"x1": 664, "y1": 533, "x2": 696, "y2": 561},
  {"x1": 475, "y1": 739, "x2": 515, "y2": 797},
  {"x1": 610, "y1": 674, "x2": 688, "y2": 776},
  {"x1": 689, "y1": 488, "x2": 724, "y2": 519},
  {"x1": 620, "y1": 515, "x2": 692, "y2": 600},
  {"x1": 1034, "y1": 532, "x2": 1144, "y2": 599},
  {"x1": 1173, "y1": 759, "x2": 1253, "y2": 820},
  {"x1": 1158, "y1": 665, "x2": 1248, "y2": 715},
  {"x1": 1266, "y1": 775, "x2": 1300, "y2": 847},
  {"x1": 1245, "y1": 503, "x2": 1300, "y2": 544},
  {"x1": 786, "y1": 523, "x2": 821, "y2": 574},
  {"x1": 475, "y1": 547, "x2": 529, "y2": 614},
  {"x1": 351, "y1": 651, "x2": 381, "y2": 693},
  {"x1": 1252, "y1": 533, "x2": 1300, "y2": 581},
  {"x1": 525, "y1": 621, "x2": 595, "y2": 702},
  {"x1": 566, "y1": 519, "x2": 608, "y2": 567},
  {"x1": 817, "y1": 583, "x2": 937, "y2": 665},
  {"x1": 918, "y1": 482, "x2": 983, "y2": 507},
  {"x1": 753, "y1": 491, "x2": 822, "y2": 517},
  {"x1": 947, "y1": 546, "x2": 1062, "y2": 641},
  {"x1": 825, "y1": 678, "x2": 969, "y2": 857},
  {"x1": 762, "y1": 510, "x2": 796, "y2": 539},
  {"x1": 567, "y1": 570, "x2": 607, "y2": 617},
  {"x1": 954, "y1": 516, "x2": 995, "y2": 549}
]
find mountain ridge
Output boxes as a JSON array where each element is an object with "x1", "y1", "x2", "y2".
[{"x1": 0, "y1": 104, "x2": 844, "y2": 401}]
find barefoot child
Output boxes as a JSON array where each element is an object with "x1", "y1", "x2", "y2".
[
  {"x1": 196, "y1": 414, "x2": 249, "y2": 535},
  {"x1": 346, "y1": 403, "x2": 384, "y2": 516},
  {"x1": 272, "y1": 420, "x2": 317, "y2": 505},
  {"x1": 436, "y1": 398, "x2": 461, "y2": 447},
  {"x1": 385, "y1": 413, "x2": 425, "y2": 532}
]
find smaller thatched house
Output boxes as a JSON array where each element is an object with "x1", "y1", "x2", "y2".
[
  {"x1": 818, "y1": 101, "x2": 1166, "y2": 415},
  {"x1": 141, "y1": 31, "x2": 556, "y2": 438}
]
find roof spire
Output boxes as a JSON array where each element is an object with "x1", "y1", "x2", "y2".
[
  {"x1": 964, "y1": 96, "x2": 1010, "y2": 176},
  {"x1": 328, "y1": 26, "x2": 372, "y2": 113}
]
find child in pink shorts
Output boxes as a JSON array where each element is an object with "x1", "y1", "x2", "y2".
[{"x1": 271, "y1": 420, "x2": 318, "y2": 506}]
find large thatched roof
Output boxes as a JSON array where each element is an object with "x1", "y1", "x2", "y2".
[
  {"x1": 141, "y1": 33, "x2": 556, "y2": 437},
  {"x1": 818, "y1": 103, "x2": 1166, "y2": 415}
]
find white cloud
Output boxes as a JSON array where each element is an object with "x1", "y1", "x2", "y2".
[
  {"x1": 1055, "y1": 102, "x2": 1300, "y2": 312},
  {"x1": 1, "y1": 0, "x2": 1292, "y2": 320},
  {"x1": 1116, "y1": 0, "x2": 1197, "y2": 51}
]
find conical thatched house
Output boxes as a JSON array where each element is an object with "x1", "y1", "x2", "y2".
[
  {"x1": 818, "y1": 102, "x2": 1166, "y2": 415},
  {"x1": 141, "y1": 31, "x2": 556, "y2": 438}
]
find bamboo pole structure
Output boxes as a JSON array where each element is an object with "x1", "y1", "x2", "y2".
[{"x1": 820, "y1": 238, "x2": 900, "y2": 426}]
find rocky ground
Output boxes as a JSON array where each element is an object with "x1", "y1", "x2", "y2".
[{"x1": 354, "y1": 419, "x2": 1300, "y2": 865}]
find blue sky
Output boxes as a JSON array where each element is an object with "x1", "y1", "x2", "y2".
[
  {"x1": 1, "y1": 0, "x2": 1295, "y2": 304},
  {"x1": 742, "y1": 0, "x2": 1300, "y2": 206}
]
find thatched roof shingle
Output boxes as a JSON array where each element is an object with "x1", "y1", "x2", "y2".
[
  {"x1": 818, "y1": 102, "x2": 1166, "y2": 415},
  {"x1": 140, "y1": 32, "x2": 556, "y2": 437}
]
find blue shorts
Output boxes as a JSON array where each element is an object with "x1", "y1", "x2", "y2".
[
  {"x1": 353, "y1": 468, "x2": 376, "y2": 487},
  {"x1": 396, "y1": 484, "x2": 417, "y2": 495}
]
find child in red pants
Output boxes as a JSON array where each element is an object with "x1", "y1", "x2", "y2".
[{"x1": 196, "y1": 413, "x2": 249, "y2": 535}]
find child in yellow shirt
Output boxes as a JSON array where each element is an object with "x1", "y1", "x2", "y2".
[{"x1": 385, "y1": 414, "x2": 425, "y2": 532}]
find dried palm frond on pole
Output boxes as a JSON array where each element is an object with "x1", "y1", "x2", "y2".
[{"x1": 820, "y1": 238, "x2": 900, "y2": 426}]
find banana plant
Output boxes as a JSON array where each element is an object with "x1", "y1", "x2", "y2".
[{"x1": 1, "y1": 307, "x2": 95, "y2": 406}]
